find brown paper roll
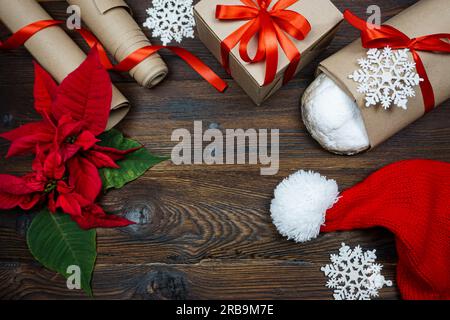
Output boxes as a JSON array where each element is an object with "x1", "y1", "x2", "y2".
[
  {"x1": 319, "y1": 0, "x2": 450, "y2": 148},
  {"x1": 0, "y1": 0, "x2": 130, "y2": 129},
  {"x1": 67, "y1": 0, "x2": 168, "y2": 88}
]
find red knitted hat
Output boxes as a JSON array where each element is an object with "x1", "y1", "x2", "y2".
[{"x1": 271, "y1": 159, "x2": 450, "y2": 300}]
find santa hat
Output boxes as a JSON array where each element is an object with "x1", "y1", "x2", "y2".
[{"x1": 270, "y1": 159, "x2": 450, "y2": 300}]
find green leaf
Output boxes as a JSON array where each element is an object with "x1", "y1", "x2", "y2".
[
  {"x1": 98, "y1": 129, "x2": 168, "y2": 190},
  {"x1": 27, "y1": 209, "x2": 96, "y2": 296}
]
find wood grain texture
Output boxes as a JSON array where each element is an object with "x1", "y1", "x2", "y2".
[{"x1": 0, "y1": 0, "x2": 448, "y2": 300}]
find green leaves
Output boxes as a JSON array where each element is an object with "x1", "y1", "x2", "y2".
[
  {"x1": 98, "y1": 129, "x2": 168, "y2": 190},
  {"x1": 24, "y1": 130, "x2": 165, "y2": 296},
  {"x1": 27, "y1": 209, "x2": 96, "y2": 296}
]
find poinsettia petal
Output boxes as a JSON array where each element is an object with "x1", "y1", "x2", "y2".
[
  {"x1": 0, "y1": 192, "x2": 41, "y2": 210},
  {"x1": 76, "y1": 214, "x2": 134, "y2": 229},
  {"x1": 85, "y1": 150, "x2": 119, "y2": 169},
  {"x1": 43, "y1": 151, "x2": 65, "y2": 180},
  {"x1": 56, "y1": 181, "x2": 73, "y2": 194},
  {"x1": 48, "y1": 192, "x2": 57, "y2": 213},
  {"x1": 32, "y1": 145, "x2": 46, "y2": 173},
  {"x1": 0, "y1": 174, "x2": 43, "y2": 210},
  {"x1": 75, "y1": 131, "x2": 99, "y2": 151},
  {"x1": 0, "y1": 121, "x2": 47, "y2": 141},
  {"x1": 23, "y1": 173, "x2": 47, "y2": 192},
  {"x1": 67, "y1": 156, "x2": 102, "y2": 202},
  {"x1": 56, "y1": 114, "x2": 84, "y2": 145},
  {"x1": 19, "y1": 193, "x2": 42, "y2": 210},
  {"x1": 60, "y1": 144, "x2": 82, "y2": 162},
  {"x1": 0, "y1": 192, "x2": 23, "y2": 209},
  {"x1": 0, "y1": 174, "x2": 43, "y2": 195},
  {"x1": 92, "y1": 144, "x2": 142, "y2": 161},
  {"x1": 71, "y1": 204, "x2": 134, "y2": 230},
  {"x1": 56, "y1": 193, "x2": 82, "y2": 216},
  {"x1": 0, "y1": 121, "x2": 54, "y2": 158},
  {"x1": 52, "y1": 47, "x2": 112, "y2": 135},
  {"x1": 5, "y1": 135, "x2": 52, "y2": 159},
  {"x1": 33, "y1": 61, "x2": 58, "y2": 116}
]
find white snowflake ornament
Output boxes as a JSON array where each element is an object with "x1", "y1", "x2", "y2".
[
  {"x1": 143, "y1": 0, "x2": 195, "y2": 45},
  {"x1": 349, "y1": 47, "x2": 423, "y2": 110},
  {"x1": 321, "y1": 243, "x2": 392, "y2": 300}
]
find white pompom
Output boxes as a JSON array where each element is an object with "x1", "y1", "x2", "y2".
[{"x1": 270, "y1": 170, "x2": 340, "y2": 243}]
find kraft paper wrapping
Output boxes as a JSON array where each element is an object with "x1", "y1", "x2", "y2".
[
  {"x1": 195, "y1": 0, "x2": 343, "y2": 105},
  {"x1": 319, "y1": 0, "x2": 450, "y2": 148},
  {"x1": 0, "y1": 0, "x2": 130, "y2": 129},
  {"x1": 67, "y1": 0, "x2": 168, "y2": 88}
]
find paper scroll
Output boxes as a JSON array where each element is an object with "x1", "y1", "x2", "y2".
[
  {"x1": 0, "y1": 0, "x2": 130, "y2": 129},
  {"x1": 67, "y1": 0, "x2": 168, "y2": 88}
]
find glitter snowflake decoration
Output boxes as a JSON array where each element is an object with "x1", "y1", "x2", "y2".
[
  {"x1": 321, "y1": 243, "x2": 392, "y2": 300},
  {"x1": 143, "y1": 0, "x2": 195, "y2": 46},
  {"x1": 349, "y1": 47, "x2": 423, "y2": 110}
]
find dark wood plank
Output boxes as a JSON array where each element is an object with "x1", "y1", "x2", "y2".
[
  {"x1": 0, "y1": 260, "x2": 399, "y2": 299},
  {"x1": 0, "y1": 0, "x2": 448, "y2": 299}
]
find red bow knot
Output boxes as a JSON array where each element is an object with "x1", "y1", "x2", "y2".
[
  {"x1": 344, "y1": 10, "x2": 450, "y2": 112},
  {"x1": 216, "y1": 0, "x2": 311, "y2": 85}
]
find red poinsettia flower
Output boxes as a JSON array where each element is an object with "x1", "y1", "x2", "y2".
[
  {"x1": 0, "y1": 146, "x2": 132, "y2": 229},
  {"x1": 0, "y1": 147, "x2": 65, "y2": 212},
  {"x1": 0, "y1": 47, "x2": 135, "y2": 229},
  {"x1": 0, "y1": 47, "x2": 137, "y2": 167}
]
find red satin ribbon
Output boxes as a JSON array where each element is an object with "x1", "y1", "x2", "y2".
[
  {"x1": 344, "y1": 10, "x2": 450, "y2": 112},
  {"x1": 0, "y1": 20, "x2": 63, "y2": 49},
  {"x1": 216, "y1": 0, "x2": 311, "y2": 86},
  {"x1": 0, "y1": 20, "x2": 228, "y2": 92}
]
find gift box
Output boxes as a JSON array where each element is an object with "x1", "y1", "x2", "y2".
[
  {"x1": 194, "y1": 0, "x2": 343, "y2": 105},
  {"x1": 317, "y1": 0, "x2": 450, "y2": 149}
]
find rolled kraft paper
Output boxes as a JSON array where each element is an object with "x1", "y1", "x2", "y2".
[
  {"x1": 315, "y1": 0, "x2": 450, "y2": 150},
  {"x1": 0, "y1": 0, "x2": 130, "y2": 130},
  {"x1": 67, "y1": 0, "x2": 169, "y2": 88}
]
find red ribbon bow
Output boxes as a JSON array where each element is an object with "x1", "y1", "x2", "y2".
[
  {"x1": 344, "y1": 10, "x2": 450, "y2": 112},
  {"x1": 0, "y1": 20, "x2": 228, "y2": 92},
  {"x1": 216, "y1": 0, "x2": 311, "y2": 85}
]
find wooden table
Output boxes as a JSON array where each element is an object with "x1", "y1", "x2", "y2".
[{"x1": 0, "y1": 0, "x2": 448, "y2": 300}]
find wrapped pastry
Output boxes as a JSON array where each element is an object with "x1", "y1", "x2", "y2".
[
  {"x1": 0, "y1": 0, "x2": 130, "y2": 129},
  {"x1": 301, "y1": 73, "x2": 369, "y2": 155},
  {"x1": 67, "y1": 0, "x2": 168, "y2": 88},
  {"x1": 301, "y1": 0, "x2": 450, "y2": 155}
]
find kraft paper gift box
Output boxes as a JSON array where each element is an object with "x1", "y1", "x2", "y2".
[
  {"x1": 194, "y1": 0, "x2": 343, "y2": 105},
  {"x1": 318, "y1": 0, "x2": 450, "y2": 149}
]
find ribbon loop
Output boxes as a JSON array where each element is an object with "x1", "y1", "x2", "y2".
[
  {"x1": 0, "y1": 19, "x2": 227, "y2": 92},
  {"x1": 271, "y1": 10, "x2": 310, "y2": 40},
  {"x1": 216, "y1": 0, "x2": 311, "y2": 86},
  {"x1": 344, "y1": 10, "x2": 450, "y2": 112}
]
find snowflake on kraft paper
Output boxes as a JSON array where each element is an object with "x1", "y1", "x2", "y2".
[
  {"x1": 349, "y1": 47, "x2": 423, "y2": 110},
  {"x1": 321, "y1": 243, "x2": 392, "y2": 300},
  {"x1": 143, "y1": 0, "x2": 195, "y2": 46}
]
